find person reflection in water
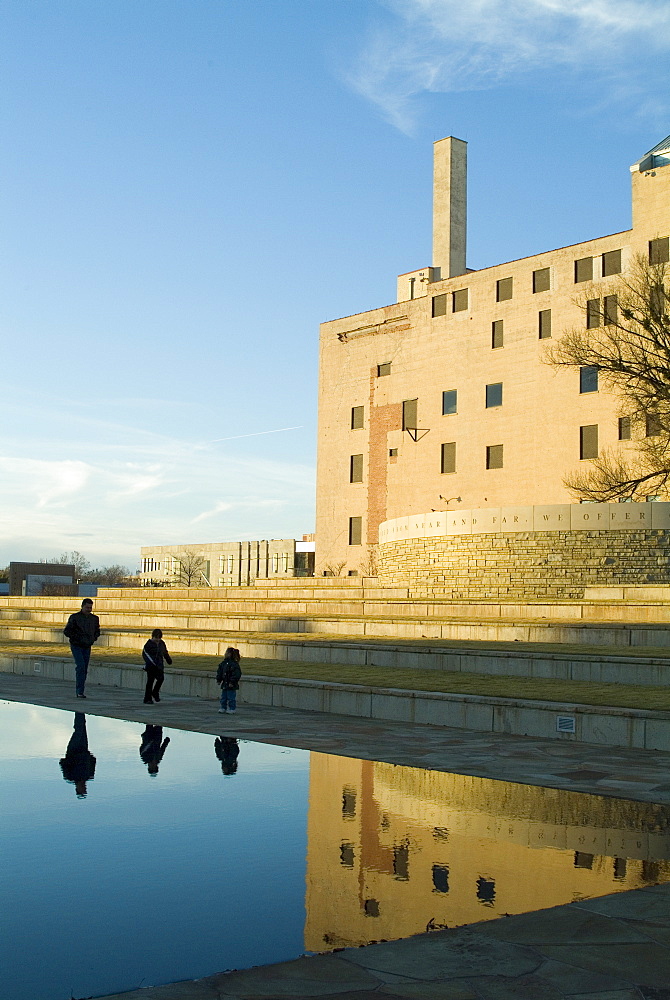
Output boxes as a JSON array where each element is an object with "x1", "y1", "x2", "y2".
[
  {"x1": 214, "y1": 736, "x2": 239, "y2": 776},
  {"x1": 59, "y1": 713, "x2": 96, "y2": 798},
  {"x1": 140, "y1": 725, "x2": 170, "y2": 776}
]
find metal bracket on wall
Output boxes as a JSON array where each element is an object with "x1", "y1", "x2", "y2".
[{"x1": 404, "y1": 427, "x2": 430, "y2": 442}]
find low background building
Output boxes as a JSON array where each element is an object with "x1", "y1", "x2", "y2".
[
  {"x1": 139, "y1": 535, "x2": 315, "y2": 587},
  {"x1": 9, "y1": 562, "x2": 76, "y2": 597}
]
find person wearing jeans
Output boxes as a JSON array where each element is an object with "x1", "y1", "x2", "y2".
[
  {"x1": 63, "y1": 599, "x2": 101, "y2": 698},
  {"x1": 216, "y1": 647, "x2": 242, "y2": 714}
]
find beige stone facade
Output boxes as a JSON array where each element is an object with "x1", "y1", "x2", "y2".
[
  {"x1": 315, "y1": 136, "x2": 670, "y2": 575},
  {"x1": 139, "y1": 537, "x2": 314, "y2": 587}
]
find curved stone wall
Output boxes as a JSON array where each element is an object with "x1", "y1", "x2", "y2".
[{"x1": 378, "y1": 504, "x2": 670, "y2": 599}]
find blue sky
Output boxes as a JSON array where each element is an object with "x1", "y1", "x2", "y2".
[{"x1": 1, "y1": 0, "x2": 669, "y2": 570}]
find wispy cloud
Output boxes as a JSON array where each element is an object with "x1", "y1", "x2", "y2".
[{"x1": 348, "y1": 0, "x2": 670, "y2": 131}]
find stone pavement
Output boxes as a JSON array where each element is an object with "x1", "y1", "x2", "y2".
[{"x1": 3, "y1": 671, "x2": 670, "y2": 998}]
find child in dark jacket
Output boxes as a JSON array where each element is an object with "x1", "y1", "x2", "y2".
[
  {"x1": 216, "y1": 647, "x2": 242, "y2": 714},
  {"x1": 142, "y1": 628, "x2": 173, "y2": 704}
]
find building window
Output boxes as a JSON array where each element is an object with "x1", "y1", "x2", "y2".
[
  {"x1": 486, "y1": 382, "x2": 503, "y2": 408},
  {"x1": 453, "y1": 288, "x2": 469, "y2": 312},
  {"x1": 486, "y1": 444, "x2": 503, "y2": 469},
  {"x1": 348, "y1": 516, "x2": 362, "y2": 545},
  {"x1": 342, "y1": 788, "x2": 356, "y2": 817},
  {"x1": 228, "y1": 555, "x2": 234, "y2": 574},
  {"x1": 432, "y1": 293, "x2": 448, "y2": 317},
  {"x1": 402, "y1": 398, "x2": 418, "y2": 431},
  {"x1": 351, "y1": 405, "x2": 364, "y2": 429},
  {"x1": 604, "y1": 294, "x2": 618, "y2": 326},
  {"x1": 575, "y1": 256, "x2": 593, "y2": 283},
  {"x1": 476, "y1": 877, "x2": 496, "y2": 906},
  {"x1": 491, "y1": 320, "x2": 503, "y2": 349},
  {"x1": 586, "y1": 299, "x2": 601, "y2": 328},
  {"x1": 377, "y1": 362, "x2": 391, "y2": 377},
  {"x1": 389, "y1": 447, "x2": 398, "y2": 458},
  {"x1": 272, "y1": 553, "x2": 279, "y2": 573},
  {"x1": 646, "y1": 414, "x2": 662, "y2": 437},
  {"x1": 441, "y1": 442, "x2": 456, "y2": 474},
  {"x1": 533, "y1": 267, "x2": 550, "y2": 293},
  {"x1": 432, "y1": 865, "x2": 449, "y2": 893},
  {"x1": 350, "y1": 454, "x2": 363, "y2": 483},
  {"x1": 538, "y1": 309, "x2": 552, "y2": 339},
  {"x1": 340, "y1": 843, "x2": 354, "y2": 868},
  {"x1": 580, "y1": 425, "x2": 599, "y2": 459},
  {"x1": 363, "y1": 899, "x2": 380, "y2": 917},
  {"x1": 602, "y1": 249, "x2": 622, "y2": 276},
  {"x1": 650, "y1": 237, "x2": 670, "y2": 264},
  {"x1": 580, "y1": 366, "x2": 598, "y2": 393},
  {"x1": 618, "y1": 416, "x2": 631, "y2": 440},
  {"x1": 442, "y1": 389, "x2": 457, "y2": 415},
  {"x1": 651, "y1": 283, "x2": 666, "y2": 319},
  {"x1": 393, "y1": 844, "x2": 410, "y2": 881},
  {"x1": 496, "y1": 277, "x2": 513, "y2": 302}
]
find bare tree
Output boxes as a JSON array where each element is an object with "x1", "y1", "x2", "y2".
[
  {"x1": 322, "y1": 560, "x2": 347, "y2": 577},
  {"x1": 546, "y1": 253, "x2": 670, "y2": 501},
  {"x1": 173, "y1": 550, "x2": 210, "y2": 587}
]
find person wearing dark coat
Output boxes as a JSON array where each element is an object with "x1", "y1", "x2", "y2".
[
  {"x1": 214, "y1": 736, "x2": 239, "y2": 775},
  {"x1": 59, "y1": 712, "x2": 96, "y2": 798},
  {"x1": 216, "y1": 647, "x2": 241, "y2": 714},
  {"x1": 142, "y1": 628, "x2": 172, "y2": 704},
  {"x1": 63, "y1": 599, "x2": 101, "y2": 698},
  {"x1": 139, "y1": 725, "x2": 170, "y2": 775}
]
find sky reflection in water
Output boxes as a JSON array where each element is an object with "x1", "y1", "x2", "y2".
[{"x1": 2, "y1": 699, "x2": 670, "y2": 1000}]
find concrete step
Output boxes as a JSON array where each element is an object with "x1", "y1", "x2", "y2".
[
  {"x1": 6, "y1": 619, "x2": 670, "y2": 687},
  {"x1": 5, "y1": 604, "x2": 670, "y2": 648}
]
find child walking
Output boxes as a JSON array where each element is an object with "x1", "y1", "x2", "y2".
[
  {"x1": 216, "y1": 647, "x2": 241, "y2": 714},
  {"x1": 142, "y1": 628, "x2": 172, "y2": 704}
]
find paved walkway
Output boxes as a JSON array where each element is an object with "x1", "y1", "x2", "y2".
[{"x1": 3, "y1": 672, "x2": 670, "y2": 998}]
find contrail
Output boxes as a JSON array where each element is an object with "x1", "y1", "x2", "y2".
[{"x1": 209, "y1": 425, "x2": 303, "y2": 444}]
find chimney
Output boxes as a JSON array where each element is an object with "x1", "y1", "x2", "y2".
[{"x1": 432, "y1": 137, "x2": 467, "y2": 278}]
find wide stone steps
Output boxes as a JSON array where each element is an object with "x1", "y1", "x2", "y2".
[{"x1": 5, "y1": 618, "x2": 670, "y2": 687}]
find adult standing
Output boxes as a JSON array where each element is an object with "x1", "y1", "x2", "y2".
[
  {"x1": 141, "y1": 628, "x2": 172, "y2": 704},
  {"x1": 63, "y1": 599, "x2": 100, "y2": 699}
]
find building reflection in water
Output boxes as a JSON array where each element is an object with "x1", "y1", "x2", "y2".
[{"x1": 305, "y1": 754, "x2": 670, "y2": 951}]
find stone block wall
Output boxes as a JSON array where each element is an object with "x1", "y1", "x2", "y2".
[{"x1": 377, "y1": 529, "x2": 670, "y2": 599}]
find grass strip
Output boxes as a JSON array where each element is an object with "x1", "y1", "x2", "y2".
[{"x1": 2, "y1": 639, "x2": 670, "y2": 712}]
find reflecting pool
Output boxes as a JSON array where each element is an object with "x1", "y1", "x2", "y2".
[{"x1": 2, "y1": 700, "x2": 670, "y2": 1000}]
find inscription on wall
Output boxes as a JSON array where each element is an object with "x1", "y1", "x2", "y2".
[{"x1": 378, "y1": 503, "x2": 670, "y2": 544}]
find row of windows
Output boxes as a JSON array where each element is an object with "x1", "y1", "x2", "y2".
[
  {"x1": 352, "y1": 365, "x2": 601, "y2": 435},
  {"x1": 348, "y1": 414, "x2": 661, "y2": 489},
  {"x1": 427, "y1": 241, "x2": 667, "y2": 318}
]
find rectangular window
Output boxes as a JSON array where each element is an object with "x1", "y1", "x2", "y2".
[
  {"x1": 586, "y1": 299, "x2": 601, "y2": 329},
  {"x1": 432, "y1": 293, "x2": 448, "y2": 317},
  {"x1": 651, "y1": 282, "x2": 666, "y2": 319},
  {"x1": 602, "y1": 249, "x2": 622, "y2": 276},
  {"x1": 351, "y1": 405, "x2": 364, "y2": 429},
  {"x1": 650, "y1": 237, "x2": 670, "y2": 264},
  {"x1": 486, "y1": 444, "x2": 503, "y2": 469},
  {"x1": 491, "y1": 320, "x2": 503, "y2": 349},
  {"x1": 575, "y1": 256, "x2": 593, "y2": 283},
  {"x1": 452, "y1": 288, "x2": 469, "y2": 312},
  {"x1": 402, "y1": 398, "x2": 418, "y2": 431},
  {"x1": 538, "y1": 309, "x2": 552, "y2": 339},
  {"x1": 603, "y1": 294, "x2": 618, "y2": 326},
  {"x1": 496, "y1": 277, "x2": 513, "y2": 301},
  {"x1": 377, "y1": 362, "x2": 391, "y2": 377},
  {"x1": 486, "y1": 382, "x2": 503, "y2": 408},
  {"x1": 389, "y1": 447, "x2": 398, "y2": 457},
  {"x1": 618, "y1": 416, "x2": 631, "y2": 440},
  {"x1": 646, "y1": 414, "x2": 662, "y2": 437},
  {"x1": 533, "y1": 267, "x2": 550, "y2": 293},
  {"x1": 441, "y1": 442, "x2": 456, "y2": 474},
  {"x1": 348, "y1": 516, "x2": 362, "y2": 545},
  {"x1": 442, "y1": 389, "x2": 457, "y2": 415},
  {"x1": 350, "y1": 454, "x2": 363, "y2": 483},
  {"x1": 580, "y1": 366, "x2": 598, "y2": 393},
  {"x1": 580, "y1": 425, "x2": 599, "y2": 459}
]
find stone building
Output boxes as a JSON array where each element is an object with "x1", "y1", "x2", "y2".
[
  {"x1": 139, "y1": 536, "x2": 315, "y2": 587},
  {"x1": 315, "y1": 135, "x2": 670, "y2": 576}
]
